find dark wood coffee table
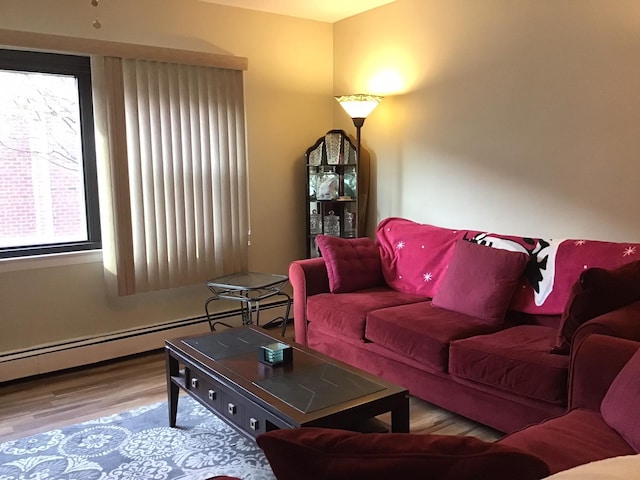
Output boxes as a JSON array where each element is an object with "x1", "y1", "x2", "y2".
[{"x1": 165, "y1": 326, "x2": 409, "y2": 439}]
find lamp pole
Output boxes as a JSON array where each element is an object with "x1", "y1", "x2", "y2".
[{"x1": 352, "y1": 117, "x2": 365, "y2": 168}]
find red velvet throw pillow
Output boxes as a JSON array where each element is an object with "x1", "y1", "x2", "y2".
[
  {"x1": 551, "y1": 260, "x2": 640, "y2": 355},
  {"x1": 256, "y1": 428, "x2": 550, "y2": 480},
  {"x1": 316, "y1": 235, "x2": 384, "y2": 293},
  {"x1": 431, "y1": 240, "x2": 529, "y2": 325},
  {"x1": 601, "y1": 347, "x2": 640, "y2": 451}
]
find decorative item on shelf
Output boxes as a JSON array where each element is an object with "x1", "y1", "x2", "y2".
[
  {"x1": 308, "y1": 170, "x2": 318, "y2": 201},
  {"x1": 317, "y1": 169, "x2": 339, "y2": 200},
  {"x1": 344, "y1": 211, "x2": 355, "y2": 237},
  {"x1": 308, "y1": 146, "x2": 322, "y2": 166},
  {"x1": 325, "y1": 131, "x2": 342, "y2": 165},
  {"x1": 309, "y1": 209, "x2": 322, "y2": 235},
  {"x1": 324, "y1": 211, "x2": 340, "y2": 236},
  {"x1": 344, "y1": 141, "x2": 357, "y2": 164},
  {"x1": 343, "y1": 166, "x2": 357, "y2": 198},
  {"x1": 259, "y1": 342, "x2": 293, "y2": 366}
]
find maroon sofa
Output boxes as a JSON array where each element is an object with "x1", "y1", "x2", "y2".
[
  {"x1": 251, "y1": 334, "x2": 640, "y2": 480},
  {"x1": 497, "y1": 333, "x2": 640, "y2": 475},
  {"x1": 289, "y1": 217, "x2": 640, "y2": 433}
]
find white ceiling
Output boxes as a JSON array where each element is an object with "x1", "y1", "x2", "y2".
[{"x1": 199, "y1": 0, "x2": 396, "y2": 22}]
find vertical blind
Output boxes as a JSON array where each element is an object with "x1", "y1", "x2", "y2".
[{"x1": 93, "y1": 56, "x2": 249, "y2": 295}]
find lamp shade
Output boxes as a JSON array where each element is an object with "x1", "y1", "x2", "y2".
[{"x1": 335, "y1": 94, "x2": 383, "y2": 119}]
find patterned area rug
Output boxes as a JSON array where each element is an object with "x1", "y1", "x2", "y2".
[{"x1": 0, "y1": 396, "x2": 276, "y2": 480}]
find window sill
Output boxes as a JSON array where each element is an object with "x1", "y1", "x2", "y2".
[{"x1": 0, "y1": 250, "x2": 103, "y2": 273}]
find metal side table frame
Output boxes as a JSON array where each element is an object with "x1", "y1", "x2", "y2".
[{"x1": 204, "y1": 272, "x2": 291, "y2": 337}]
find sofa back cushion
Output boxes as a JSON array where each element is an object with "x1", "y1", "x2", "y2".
[
  {"x1": 551, "y1": 260, "x2": 640, "y2": 354},
  {"x1": 257, "y1": 427, "x2": 550, "y2": 480},
  {"x1": 377, "y1": 218, "x2": 460, "y2": 298},
  {"x1": 431, "y1": 240, "x2": 528, "y2": 324},
  {"x1": 316, "y1": 235, "x2": 384, "y2": 293},
  {"x1": 376, "y1": 217, "x2": 640, "y2": 316},
  {"x1": 601, "y1": 347, "x2": 640, "y2": 452}
]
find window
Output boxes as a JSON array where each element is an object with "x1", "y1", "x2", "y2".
[{"x1": 0, "y1": 49, "x2": 100, "y2": 259}]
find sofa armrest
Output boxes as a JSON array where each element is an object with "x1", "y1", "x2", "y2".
[
  {"x1": 572, "y1": 299, "x2": 640, "y2": 348},
  {"x1": 288, "y1": 258, "x2": 330, "y2": 346},
  {"x1": 568, "y1": 334, "x2": 640, "y2": 411}
]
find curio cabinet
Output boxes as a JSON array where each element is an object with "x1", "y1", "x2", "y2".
[{"x1": 304, "y1": 129, "x2": 368, "y2": 258}]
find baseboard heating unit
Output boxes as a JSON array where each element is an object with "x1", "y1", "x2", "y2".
[{"x1": 0, "y1": 300, "x2": 290, "y2": 383}]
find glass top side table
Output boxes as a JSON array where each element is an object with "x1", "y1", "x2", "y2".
[{"x1": 204, "y1": 272, "x2": 291, "y2": 336}]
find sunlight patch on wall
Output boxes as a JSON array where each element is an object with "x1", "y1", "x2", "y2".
[
  {"x1": 356, "y1": 45, "x2": 426, "y2": 95},
  {"x1": 367, "y1": 69, "x2": 404, "y2": 95}
]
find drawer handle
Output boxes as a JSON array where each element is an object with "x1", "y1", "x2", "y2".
[
  {"x1": 249, "y1": 418, "x2": 259, "y2": 430},
  {"x1": 191, "y1": 378, "x2": 199, "y2": 389},
  {"x1": 208, "y1": 389, "x2": 216, "y2": 400},
  {"x1": 227, "y1": 403, "x2": 237, "y2": 415}
]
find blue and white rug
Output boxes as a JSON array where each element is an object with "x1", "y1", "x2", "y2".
[{"x1": 0, "y1": 396, "x2": 276, "y2": 480}]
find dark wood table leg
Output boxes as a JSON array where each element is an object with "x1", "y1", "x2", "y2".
[
  {"x1": 165, "y1": 349, "x2": 180, "y2": 427},
  {"x1": 390, "y1": 394, "x2": 410, "y2": 433}
]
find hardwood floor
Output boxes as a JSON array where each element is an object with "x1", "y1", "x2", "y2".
[
  {"x1": 0, "y1": 350, "x2": 168, "y2": 442},
  {"x1": 0, "y1": 326, "x2": 502, "y2": 443}
]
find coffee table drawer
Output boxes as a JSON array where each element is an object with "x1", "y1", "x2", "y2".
[
  {"x1": 221, "y1": 389, "x2": 290, "y2": 438},
  {"x1": 185, "y1": 366, "x2": 223, "y2": 410},
  {"x1": 185, "y1": 363, "x2": 290, "y2": 438}
]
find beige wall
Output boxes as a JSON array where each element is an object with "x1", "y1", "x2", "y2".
[
  {"x1": 4, "y1": 0, "x2": 640, "y2": 360},
  {"x1": 334, "y1": 0, "x2": 640, "y2": 242},
  {"x1": 0, "y1": 0, "x2": 333, "y2": 352}
]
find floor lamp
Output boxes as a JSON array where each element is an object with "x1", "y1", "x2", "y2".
[{"x1": 335, "y1": 94, "x2": 383, "y2": 238}]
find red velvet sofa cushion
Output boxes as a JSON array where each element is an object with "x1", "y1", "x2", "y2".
[
  {"x1": 257, "y1": 427, "x2": 550, "y2": 480},
  {"x1": 449, "y1": 325, "x2": 569, "y2": 404},
  {"x1": 601, "y1": 347, "x2": 640, "y2": 452},
  {"x1": 551, "y1": 260, "x2": 640, "y2": 354},
  {"x1": 365, "y1": 302, "x2": 500, "y2": 372},
  {"x1": 432, "y1": 240, "x2": 528, "y2": 325},
  {"x1": 307, "y1": 287, "x2": 428, "y2": 341},
  {"x1": 316, "y1": 235, "x2": 384, "y2": 293},
  {"x1": 499, "y1": 409, "x2": 635, "y2": 474}
]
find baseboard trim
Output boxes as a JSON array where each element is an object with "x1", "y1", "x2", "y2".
[{"x1": 0, "y1": 301, "x2": 290, "y2": 383}]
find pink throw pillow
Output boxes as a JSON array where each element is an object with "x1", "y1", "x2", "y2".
[
  {"x1": 256, "y1": 427, "x2": 549, "y2": 480},
  {"x1": 551, "y1": 260, "x2": 640, "y2": 355},
  {"x1": 316, "y1": 235, "x2": 384, "y2": 293},
  {"x1": 601, "y1": 347, "x2": 640, "y2": 451},
  {"x1": 432, "y1": 240, "x2": 529, "y2": 325}
]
